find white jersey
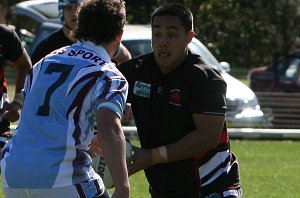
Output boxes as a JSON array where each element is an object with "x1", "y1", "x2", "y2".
[{"x1": 1, "y1": 41, "x2": 128, "y2": 188}]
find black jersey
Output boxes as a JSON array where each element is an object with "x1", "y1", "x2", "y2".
[
  {"x1": 0, "y1": 24, "x2": 23, "y2": 106},
  {"x1": 119, "y1": 52, "x2": 241, "y2": 197},
  {"x1": 31, "y1": 28, "x2": 73, "y2": 65},
  {"x1": 0, "y1": 24, "x2": 24, "y2": 145}
]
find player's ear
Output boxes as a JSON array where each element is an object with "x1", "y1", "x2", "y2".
[
  {"x1": 115, "y1": 30, "x2": 124, "y2": 43},
  {"x1": 186, "y1": 30, "x2": 195, "y2": 44}
]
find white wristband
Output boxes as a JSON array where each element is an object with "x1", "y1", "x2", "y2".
[
  {"x1": 158, "y1": 146, "x2": 168, "y2": 162},
  {"x1": 151, "y1": 146, "x2": 168, "y2": 163}
]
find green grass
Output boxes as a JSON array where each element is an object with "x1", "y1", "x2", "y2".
[
  {"x1": 231, "y1": 140, "x2": 300, "y2": 198},
  {"x1": 108, "y1": 140, "x2": 300, "y2": 198},
  {"x1": 0, "y1": 131, "x2": 300, "y2": 198},
  {"x1": 0, "y1": 140, "x2": 299, "y2": 197}
]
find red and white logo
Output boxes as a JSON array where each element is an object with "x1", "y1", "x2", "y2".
[{"x1": 169, "y1": 89, "x2": 182, "y2": 106}]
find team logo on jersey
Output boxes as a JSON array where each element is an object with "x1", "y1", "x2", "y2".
[
  {"x1": 169, "y1": 89, "x2": 182, "y2": 106},
  {"x1": 133, "y1": 81, "x2": 151, "y2": 98}
]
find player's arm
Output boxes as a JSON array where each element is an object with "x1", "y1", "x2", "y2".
[
  {"x1": 127, "y1": 113, "x2": 224, "y2": 175},
  {"x1": 1, "y1": 48, "x2": 32, "y2": 122},
  {"x1": 12, "y1": 48, "x2": 32, "y2": 94},
  {"x1": 96, "y1": 108, "x2": 130, "y2": 197},
  {"x1": 161, "y1": 113, "x2": 224, "y2": 162}
]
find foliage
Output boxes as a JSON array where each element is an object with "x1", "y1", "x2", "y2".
[
  {"x1": 125, "y1": 0, "x2": 158, "y2": 24},
  {"x1": 194, "y1": 0, "x2": 300, "y2": 68},
  {"x1": 1, "y1": 0, "x2": 299, "y2": 69},
  {"x1": 126, "y1": 0, "x2": 300, "y2": 69}
]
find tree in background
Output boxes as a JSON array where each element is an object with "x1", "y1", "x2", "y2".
[
  {"x1": 1, "y1": 0, "x2": 298, "y2": 69},
  {"x1": 126, "y1": 0, "x2": 300, "y2": 69},
  {"x1": 193, "y1": 0, "x2": 300, "y2": 68},
  {"x1": 126, "y1": 0, "x2": 158, "y2": 24}
]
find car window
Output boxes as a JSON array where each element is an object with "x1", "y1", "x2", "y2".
[
  {"x1": 12, "y1": 14, "x2": 41, "y2": 36},
  {"x1": 278, "y1": 57, "x2": 300, "y2": 79},
  {"x1": 29, "y1": 3, "x2": 58, "y2": 19},
  {"x1": 122, "y1": 40, "x2": 152, "y2": 58},
  {"x1": 284, "y1": 58, "x2": 300, "y2": 79}
]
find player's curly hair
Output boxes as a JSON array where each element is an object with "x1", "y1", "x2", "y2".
[{"x1": 73, "y1": 0, "x2": 126, "y2": 45}]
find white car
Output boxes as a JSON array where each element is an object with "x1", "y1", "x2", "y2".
[
  {"x1": 11, "y1": 0, "x2": 265, "y2": 128},
  {"x1": 121, "y1": 24, "x2": 265, "y2": 128}
]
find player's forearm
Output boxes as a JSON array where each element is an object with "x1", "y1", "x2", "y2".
[
  {"x1": 96, "y1": 109, "x2": 130, "y2": 196},
  {"x1": 152, "y1": 114, "x2": 225, "y2": 164},
  {"x1": 13, "y1": 49, "x2": 32, "y2": 94},
  {"x1": 99, "y1": 123, "x2": 130, "y2": 196}
]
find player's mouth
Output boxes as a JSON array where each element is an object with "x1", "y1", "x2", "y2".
[{"x1": 158, "y1": 52, "x2": 170, "y2": 57}]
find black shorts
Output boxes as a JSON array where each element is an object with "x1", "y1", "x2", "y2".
[
  {"x1": 149, "y1": 186, "x2": 201, "y2": 198},
  {"x1": 149, "y1": 186, "x2": 242, "y2": 198}
]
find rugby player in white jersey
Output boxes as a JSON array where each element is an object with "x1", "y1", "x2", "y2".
[{"x1": 1, "y1": 0, "x2": 129, "y2": 198}]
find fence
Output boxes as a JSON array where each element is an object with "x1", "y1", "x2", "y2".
[
  {"x1": 256, "y1": 92, "x2": 300, "y2": 129},
  {"x1": 10, "y1": 125, "x2": 300, "y2": 140}
]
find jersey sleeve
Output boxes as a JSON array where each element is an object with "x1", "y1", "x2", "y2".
[
  {"x1": 93, "y1": 64, "x2": 128, "y2": 119},
  {"x1": 1, "y1": 26, "x2": 23, "y2": 61},
  {"x1": 118, "y1": 58, "x2": 138, "y2": 103},
  {"x1": 190, "y1": 67, "x2": 227, "y2": 116}
]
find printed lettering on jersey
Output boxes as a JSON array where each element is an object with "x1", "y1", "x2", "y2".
[
  {"x1": 52, "y1": 47, "x2": 105, "y2": 66},
  {"x1": 133, "y1": 81, "x2": 151, "y2": 98},
  {"x1": 169, "y1": 89, "x2": 182, "y2": 106}
]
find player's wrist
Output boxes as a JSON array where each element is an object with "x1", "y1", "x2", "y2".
[
  {"x1": 151, "y1": 146, "x2": 168, "y2": 164},
  {"x1": 12, "y1": 93, "x2": 23, "y2": 107}
]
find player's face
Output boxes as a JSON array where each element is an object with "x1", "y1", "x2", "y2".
[
  {"x1": 151, "y1": 15, "x2": 195, "y2": 74},
  {"x1": 63, "y1": 3, "x2": 81, "y2": 30}
]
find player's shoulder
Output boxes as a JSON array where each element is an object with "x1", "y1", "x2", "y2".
[
  {"x1": 0, "y1": 24, "x2": 20, "y2": 44},
  {"x1": 38, "y1": 29, "x2": 66, "y2": 48},
  {"x1": 118, "y1": 52, "x2": 154, "y2": 73},
  {"x1": 0, "y1": 24, "x2": 13, "y2": 35},
  {"x1": 186, "y1": 52, "x2": 225, "y2": 82}
]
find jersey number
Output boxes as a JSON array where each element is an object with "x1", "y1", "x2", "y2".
[{"x1": 37, "y1": 63, "x2": 74, "y2": 116}]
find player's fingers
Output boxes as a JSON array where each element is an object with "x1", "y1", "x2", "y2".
[
  {"x1": 127, "y1": 163, "x2": 138, "y2": 176},
  {"x1": 131, "y1": 145, "x2": 139, "y2": 152},
  {"x1": 1, "y1": 111, "x2": 11, "y2": 121},
  {"x1": 1, "y1": 102, "x2": 21, "y2": 122},
  {"x1": 126, "y1": 154, "x2": 136, "y2": 165},
  {"x1": 3, "y1": 110, "x2": 19, "y2": 122}
]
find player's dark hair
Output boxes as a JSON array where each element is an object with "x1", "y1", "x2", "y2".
[
  {"x1": 151, "y1": 3, "x2": 193, "y2": 32},
  {"x1": 73, "y1": 0, "x2": 126, "y2": 45}
]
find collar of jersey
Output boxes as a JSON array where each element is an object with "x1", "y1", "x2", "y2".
[{"x1": 75, "y1": 41, "x2": 111, "y2": 63}]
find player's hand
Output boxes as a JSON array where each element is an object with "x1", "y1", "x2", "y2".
[
  {"x1": 127, "y1": 145, "x2": 155, "y2": 176},
  {"x1": 112, "y1": 186, "x2": 130, "y2": 198},
  {"x1": 0, "y1": 102, "x2": 22, "y2": 122}
]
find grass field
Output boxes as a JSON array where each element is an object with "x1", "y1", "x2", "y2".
[
  {"x1": 122, "y1": 140, "x2": 300, "y2": 198},
  {"x1": 0, "y1": 140, "x2": 299, "y2": 198}
]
